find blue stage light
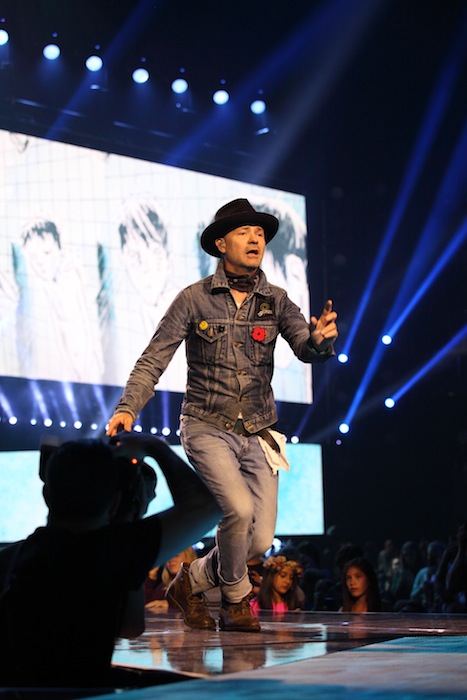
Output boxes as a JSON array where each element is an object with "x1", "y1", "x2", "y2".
[
  {"x1": 44, "y1": 418, "x2": 53, "y2": 427},
  {"x1": 250, "y1": 99, "x2": 266, "y2": 114},
  {"x1": 132, "y1": 67, "x2": 149, "y2": 84},
  {"x1": 213, "y1": 89, "x2": 229, "y2": 105},
  {"x1": 0, "y1": 29, "x2": 9, "y2": 46},
  {"x1": 162, "y1": 427, "x2": 171, "y2": 436},
  {"x1": 337, "y1": 352, "x2": 349, "y2": 363},
  {"x1": 381, "y1": 334, "x2": 393, "y2": 345},
  {"x1": 339, "y1": 422, "x2": 350, "y2": 434},
  {"x1": 134, "y1": 424, "x2": 143, "y2": 432},
  {"x1": 8, "y1": 416, "x2": 17, "y2": 425},
  {"x1": 291, "y1": 435, "x2": 300, "y2": 444},
  {"x1": 340, "y1": 18, "x2": 467, "y2": 361},
  {"x1": 392, "y1": 324, "x2": 467, "y2": 404},
  {"x1": 43, "y1": 44, "x2": 60, "y2": 60},
  {"x1": 172, "y1": 78, "x2": 188, "y2": 94},
  {"x1": 384, "y1": 398, "x2": 396, "y2": 408},
  {"x1": 85, "y1": 55, "x2": 103, "y2": 72},
  {"x1": 73, "y1": 420, "x2": 82, "y2": 430}
]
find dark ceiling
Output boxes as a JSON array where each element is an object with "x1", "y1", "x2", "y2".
[{"x1": 1, "y1": 0, "x2": 467, "y2": 542}]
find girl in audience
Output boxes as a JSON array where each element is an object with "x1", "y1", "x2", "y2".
[
  {"x1": 145, "y1": 546, "x2": 197, "y2": 610},
  {"x1": 341, "y1": 557, "x2": 382, "y2": 612},
  {"x1": 250, "y1": 555, "x2": 304, "y2": 614}
]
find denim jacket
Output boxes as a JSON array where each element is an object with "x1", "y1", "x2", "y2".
[{"x1": 115, "y1": 261, "x2": 333, "y2": 433}]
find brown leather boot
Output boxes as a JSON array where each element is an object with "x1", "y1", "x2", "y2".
[
  {"x1": 218, "y1": 596, "x2": 261, "y2": 632},
  {"x1": 166, "y1": 562, "x2": 216, "y2": 629}
]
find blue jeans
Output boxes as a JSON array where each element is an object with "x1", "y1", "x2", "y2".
[{"x1": 180, "y1": 415, "x2": 278, "y2": 603}]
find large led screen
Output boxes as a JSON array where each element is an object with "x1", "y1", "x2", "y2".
[{"x1": 0, "y1": 129, "x2": 313, "y2": 403}]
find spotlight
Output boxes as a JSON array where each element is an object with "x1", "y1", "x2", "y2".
[
  {"x1": 132, "y1": 67, "x2": 149, "y2": 84},
  {"x1": 213, "y1": 89, "x2": 229, "y2": 105},
  {"x1": 44, "y1": 418, "x2": 53, "y2": 427},
  {"x1": 43, "y1": 44, "x2": 60, "y2": 60},
  {"x1": 250, "y1": 99, "x2": 266, "y2": 114},
  {"x1": 30, "y1": 418, "x2": 37, "y2": 426},
  {"x1": 255, "y1": 127, "x2": 270, "y2": 136},
  {"x1": 134, "y1": 425, "x2": 143, "y2": 433},
  {"x1": 91, "y1": 423, "x2": 98, "y2": 431},
  {"x1": 338, "y1": 353, "x2": 349, "y2": 363},
  {"x1": 384, "y1": 398, "x2": 396, "y2": 408},
  {"x1": 150, "y1": 427, "x2": 158, "y2": 434},
  {"x1": 85, "y1": 55, "x2": 103, "y2": 72},
  {"x1": 290, "y1": 435, "x2": 299, "y2": 444},
  {"x1": 172, "y1": 78, "x2": 188, "y2": 94},
  {"x1": 73, "y1": 420, "x2": 82, "y2": 430},
  {"x1": 338, "y1": 422, "x2": 350, "y2": 434},
  {"x1": 8, "y1": 416, "x2": 17, "y2": 425},
  {"x1": 0, "y1": 29, "x2": 9, "y2": 46},
  {"x1": 59, "y1": 421, "x2": 67, "y2": 428},
  {"x1": 381, "y1": 334, "x2": 393, "y2": 345},
  {"x1": 161, "y1": 427, "x2": 171, "y2": 436}
]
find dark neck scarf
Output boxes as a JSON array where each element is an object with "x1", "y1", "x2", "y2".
[{"x1": 225, "y1": 270, "x2": 258, "y2": 292}]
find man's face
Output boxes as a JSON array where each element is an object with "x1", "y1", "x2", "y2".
[{"x1": 215, "y1": 224, "x2": 266, "y2": 274}]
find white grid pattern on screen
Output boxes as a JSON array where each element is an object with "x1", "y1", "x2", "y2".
[{"x1": 0, "y1": 129, "x2": 312, "y2": 402}]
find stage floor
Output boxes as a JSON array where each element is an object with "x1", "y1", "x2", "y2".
[
  {"x1": 106, "y1": 609, "x2": 467, "y2": 700},
  {"x1": 113, "y1": 608, "x2": 467, "y2": 677},
  {"x1": 3, "y1": 609, "x2": 467, "y2": 699}
]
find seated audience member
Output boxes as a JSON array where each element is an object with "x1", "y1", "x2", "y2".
[
  {"x1": 0, "y1": 432, "x2": 221, "y2": 688},
  {"x1": 443, "y1": 521, "x2": 467, "y2": 612},
  {"x1": 385, "y1": 540, "x2": 420, "y2": 609},
  {"x1": 250, "y1": 555, "x2": 304, "y2": 615},
  {"x1": 394, "y1": 539, "x2": 446, "y2": 613},
  {"x1": 341, "y1": 557, "x2": 382, "y2": 613},
  {"x1": 145, "y1": 547, "x2": 198, "y2": 610},
  {"x1": 313, "y1": 542, "x2": 363, "y2": 611},
  {"x1": 376, "y1": 538, "x2": 398, "y2": 592}
]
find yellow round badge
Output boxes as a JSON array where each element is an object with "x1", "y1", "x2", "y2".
[{"x1": 199, "y1": 320, "x2": 209, "y2": 330}]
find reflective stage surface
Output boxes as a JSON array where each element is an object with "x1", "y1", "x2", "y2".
[
  {"x1": 113, "y1": 608, "x2": 467, "y2": 678},
  {"x1": 3, "y1": 609, "x2": 467, "y2": 700}
]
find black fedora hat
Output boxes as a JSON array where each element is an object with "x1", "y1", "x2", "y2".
[{"x1": 201, "y1": 198, "x2": 279, "y2": 257}]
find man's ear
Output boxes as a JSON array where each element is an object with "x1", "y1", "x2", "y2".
[{"x1": 215, "y1": 237, "x2": 226, "y2": 254}]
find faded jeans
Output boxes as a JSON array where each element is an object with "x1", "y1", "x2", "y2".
[{"x1": 180, "y1": 415, "x2": 278, "y2": 603}]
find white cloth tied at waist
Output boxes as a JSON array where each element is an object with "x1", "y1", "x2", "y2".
[{"x1": 257, "y1": 429, "x2": 290, "y2": 475}]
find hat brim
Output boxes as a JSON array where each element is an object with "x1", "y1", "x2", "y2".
[{"x1": 201, "y1": 212, "x2": 279, "y2": 257}]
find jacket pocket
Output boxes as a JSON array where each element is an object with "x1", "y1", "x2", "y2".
[
  {"x1": 194, "y1": 323, "x2": 228, "y2": 363},
  {"x1": 246, "y1": 324, "x2": 278, "y2": 365}
]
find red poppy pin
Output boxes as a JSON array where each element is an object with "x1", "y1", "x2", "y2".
[{"x1": 251, "y1": 327, "x2": 267, "y2": 342}]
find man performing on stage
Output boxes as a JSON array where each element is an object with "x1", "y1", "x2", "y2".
[{"x1": 107, "y1": 197, "x2": 338, "y2": 632}]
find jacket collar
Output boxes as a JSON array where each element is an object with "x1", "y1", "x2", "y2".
[{"x1": 210, "y1": 259, "x2": 273, "y2": 297}]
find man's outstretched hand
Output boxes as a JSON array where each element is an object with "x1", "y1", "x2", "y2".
[
  {"x1": 106, "y1": 412, "x2": 134, "y2": 437},
  {"x1": 310, "y1": 299, "x2": 338, "y2": 351}
]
